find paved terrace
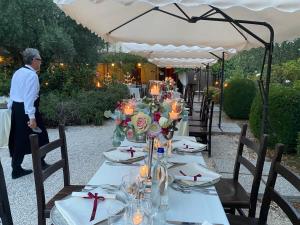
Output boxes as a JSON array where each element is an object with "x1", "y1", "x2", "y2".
[{"x1": 0, "y1": 103, "x2": 299, "y2": 224}]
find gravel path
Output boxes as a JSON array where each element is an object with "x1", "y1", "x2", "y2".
[{"x1": 0, "y1": 120, "x2": 295, "y2": 225}]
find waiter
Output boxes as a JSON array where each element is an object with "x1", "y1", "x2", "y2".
[{"x1": 8, "y1": 48, "x2": 50, "y2": 179}]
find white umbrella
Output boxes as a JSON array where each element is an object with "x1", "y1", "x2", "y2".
[
  {"x1": 54, "y1": 0, "x2": 300, "y2": 133},
  {"x1": 119, "y1": 42, "x2": 236, "y2": 59},
  {"x1": 54, "y1": 0, "x2": 300, "y2": 50}
]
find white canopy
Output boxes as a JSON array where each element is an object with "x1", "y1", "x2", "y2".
[
  {"x1": 54, "y1": 0, "x2": 300, "y2": 50},
  {"x1": 119, "y1": 42, "x2": 236, "y2": 59},
  {"x1": 148, "y1": 57, "x2": 217, "y2": 68}
]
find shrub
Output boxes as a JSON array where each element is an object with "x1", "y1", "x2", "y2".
[
  {"x1": 40, "y1": 83, "x2": 129, "y2": 126},
  {"x1": 297, "y1": 132, "x2": 300, "y2": 155},
  {"x1": 249, "y1": 85, "x2": 300, "y2": 153},
  {"x1": 223, "y1": 78, "x2": 257, "y2": 119},
  {"x1": 204, "y1": 86, "x2": 220, "y2": 104}
]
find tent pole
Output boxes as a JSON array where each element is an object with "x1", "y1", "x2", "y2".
[
  {"x1": 206, "y1": 64, "x2": 209, "y2": 97},
  {"x1": 218, "y1": 52, "x2": 225, "y2": 129}
]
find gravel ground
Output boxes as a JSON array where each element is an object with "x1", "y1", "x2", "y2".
[{"x1": 0, "y1": 120, "x2": 297, "y2": 225}]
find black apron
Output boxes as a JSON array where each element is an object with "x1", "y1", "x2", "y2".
[{"x1": 8, "y1": 67, "x2": 49, "y2": 157}]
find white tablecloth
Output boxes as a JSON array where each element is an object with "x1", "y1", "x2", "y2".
[
  {"x1": 0, "y1": 109, "x2": 11, "y2": 147},
  {"x1": 51, "y1": 136, "x2": 229, "y2": 225}
]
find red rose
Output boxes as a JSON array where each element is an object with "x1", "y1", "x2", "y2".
[
  {"x1": 153, "y1": 112, "x2": 161, "y2": 122},
  {"x1": 161, "y1": 128, "x2": 169, "y2": 135}
]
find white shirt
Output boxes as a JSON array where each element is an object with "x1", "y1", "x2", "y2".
[{"x1": 7, "y1": 65, "x2": 40, "y2": 119}]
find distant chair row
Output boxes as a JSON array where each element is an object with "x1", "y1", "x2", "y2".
[{"x1": 1, "y1": 124, "x2": 299, "y2": 224}]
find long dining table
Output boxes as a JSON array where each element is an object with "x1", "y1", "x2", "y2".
[{"x1": 51, "y1": 136, "x2": 229, "y2": 225}]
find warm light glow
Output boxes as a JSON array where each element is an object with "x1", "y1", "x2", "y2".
[
  {"x1": 137, "y1": 63, "x2": 142, "y2": 67},
  {"x1": 59, "y1": 63, "x2": 64, "y2": 67},
  {"x1": 0, "y1": 56, "x2": 4, "y2": 63},
  {"x1": 96, "y1": 81, "x2": 101, "y2": 88},
  {"x1": 215, "y1": 81, "x2": 219, "y2": 85},
  {"x1": 45, "y1": 82, "x2": 49, "y2": 86},
  {"x1": 224, "y1": 82, "x2": 228, "y2": 88},
  {"x1": 169, "y1": 111, "x2": 179, "y2": 120},
  {"x1": 150, "y1": 84, "x2": 160, "y2": 96},
  {"x1": 123, "y1": 104, "x2": 134, "y2": 116},
  {"x1": 139, "y1": 165, "x2": 149, "y2": 178},
  {"x1": 132, "y1": 210, "x2": 143, "y2": 225},
  {"x1": 111, "y1": 63, "x2": 115, "y2": 67}
]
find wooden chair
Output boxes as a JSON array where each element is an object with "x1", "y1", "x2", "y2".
[
  {"x1": 29, "y1": 125, "x2": 84, "y2": 225},
  {"x1": 215, "y1": 124, "x2": 268, "y2": 217},
  {"x1": 189, "y1": 101, "x2": 214, "y2": 157},
  {"x1": 227, "y1": 144, "x2": 300, "y2": 225},
  {"x1": 0, "y1": 160, "x2": 13, "y2": 225}
]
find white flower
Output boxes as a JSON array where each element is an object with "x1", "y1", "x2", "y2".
[{"x1": 159, "y1": 117, "x2": 169, "y2": 128}]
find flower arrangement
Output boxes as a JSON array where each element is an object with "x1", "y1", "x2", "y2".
[
  {"x1": 161, "y1": 77, "x2": 176, "y2": 99},
  {"x1": 105, "y1": 97, "x2": 184, "y2": 146}
]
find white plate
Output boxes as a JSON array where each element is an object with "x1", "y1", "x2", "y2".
[
  {"x1": 172, "y1": 140, "x2": 206, "y2": 153},
  {"x1": 103, "y1": 148, "x2": 147, "y2": 163},
  {"x1": 168, "y1": 163, "x2": 221, "y2": 187}
]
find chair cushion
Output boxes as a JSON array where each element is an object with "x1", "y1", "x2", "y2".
[
  {"x1": 227, "y1": 214, "x2": 262, "y2": 225},
  {"x1": 215, "y1": 178, "x2": 250, "y2": 209},
  {"x1": 44, "y1": 185, "x2": 84, "y2": 217}
]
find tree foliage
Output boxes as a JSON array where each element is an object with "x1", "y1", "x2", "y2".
[{"x1": 0, "y1": 0, "x2": 105, "y2": 69}]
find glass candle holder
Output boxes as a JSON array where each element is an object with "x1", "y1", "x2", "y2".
[{"x1": 149, "y1": 80, "x2": 162, "y2": 96}]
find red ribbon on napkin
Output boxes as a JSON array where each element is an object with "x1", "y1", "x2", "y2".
[
  {"x1": 183, "y1": 144, "x2": 194, "y2": 149},
  {"x1": 127, "y1": 147, "x2": 136, "y2": 157},
  {"x1": 84, "y1": 192, "x2": 105, "y2": 221},
  {"x1": 179, "y1": 170, "x2": 202, "y2": 181}
]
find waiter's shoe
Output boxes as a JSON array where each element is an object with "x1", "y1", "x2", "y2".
[
  {"x1": 12, "y1": 168, "x2": 33, "y2": 179},
  {"x1": 41, "y1": 160, "x2": 51, "y2": 170}
]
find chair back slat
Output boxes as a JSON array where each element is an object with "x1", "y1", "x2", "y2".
[
  {"x1": 42, "y1": 160, "x2": 65, "y2": 182},
  {"x1": 238, "y1": 156, "x2": 256, "y2": 175},
  {"x1": 39, "y1": 139, "x2": 63, "y2": 158},
  {"x1": 276, "y1": 163, "x2": 300, "y2": 192},
  {"x1": 240, "y1": 136, "x2": 260, "y2": 154},
  {"x1": 270, "y1": 189, "x2": 300, "y2": 223},
  {"x1": 233, "y1": 123, "x2": 268, "y2": 217},
  {"x1": 0, "y1": 160, "x2": 13, "y2": 225},
  {"x1": 259, "y1": 144, "x2": 300, "y2": 224}
]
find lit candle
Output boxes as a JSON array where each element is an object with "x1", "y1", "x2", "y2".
[
  {"x1": 150, "y1": 84, "x2": 160, "y2": 96},
  {"x1": 132, "y1": 210, "x2": 143, "y2": 225},
  {"x1": 169, "y1": 111, "x2": 179, "y2": 120},
  {"x1": 124, "y1": 105, "x2": 134, "y2": 116},
  {"x1": 139, "y1": 165, "x2": 149, "y2": 178}
]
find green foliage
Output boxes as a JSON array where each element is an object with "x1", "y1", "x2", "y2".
[
  {"x1": 40, "y1": 64, "x2": 97, "y2": 94},
  {"x1": 271, "y1": 58, "x2": 300, "y2": 84},
  {"x1": 204, "y1": 86, "x2": 220, "y2": 104},
  {"x1": 223, "y1": 78, "x2": 257, "y2": 119},
  {"x1": 0, "y1": 0, "x2": 105, "y2": 68},
  {"x1": 297, "y1": 133, "x2": 300, "y2": 155},
  {"x1": 40, "y1": 83, "x2": 130, "y2": 126},
  {"x1": 249, "y1": 85, "x2": 300, "y2": 153},
  {"x1": 0, "y1": 71, "x2": 10, "y2": 95}
]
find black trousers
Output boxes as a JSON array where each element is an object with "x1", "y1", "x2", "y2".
[{"x1": 9, "y1": 100, "x2": 49, "y2": 170}]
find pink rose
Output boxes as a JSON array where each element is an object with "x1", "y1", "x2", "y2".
[
  {"x1": 137, "y1": 117, "x2": 147, "y2": 130},
  {"x1": 115, "y1": 118, "x2": 122, "y2": 125}
]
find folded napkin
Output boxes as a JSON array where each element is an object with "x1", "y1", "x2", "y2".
[
  {"x1": 173, "y1": 140, "x2": 206, "y2": 152},
  {"x1": 169, "y1": 163, "x2": 221, "y2": 186},
  {"x1": 55, "y1": 188, "x2": 124, "y2": 225},
  {"x1": 120, "y1": 139, "x2": 147, "y2": 148},
  {"x1": 103, "y1": 149, "x2": 147, "y2": 162},
  {"x1": 174, "y1": 175, "x2": 213, "y2": 182},
  {"x1": 117, "y1": 146, "x2": 144, "y2": 152}
]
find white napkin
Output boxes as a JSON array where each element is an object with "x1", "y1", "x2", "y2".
[
  {"x1": 55, "y1": 188, "x2": 125, "y2": 225},
  {"x1": 120, "y1": 139, "x2": 147, "y2": 148},
  {"x1": 174, "y1": 175, "x2": 212, "y2": 182},
  {"x1": 173, "y1": 140, "x2": 206, "y2": 152},
  {"x1": 103, "y1": 149, "x2": 147, "y2": 162},
  {"x1": 117, "y1": 146, "x2": 144, "y2": 152},
  {"x1": 169, "y1": 163, "x2": 221, "y2": 186}
]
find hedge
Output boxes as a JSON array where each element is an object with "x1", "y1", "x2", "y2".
[
  {"x1": 40, "y1": 83, "x2": 129, "y2": 126},
  {"x1": 223, "y1": 78, "x2": 257, "y2": 119},
  {"x1": 249, "y1": 85, "x2": 300, "y2": 153}
]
